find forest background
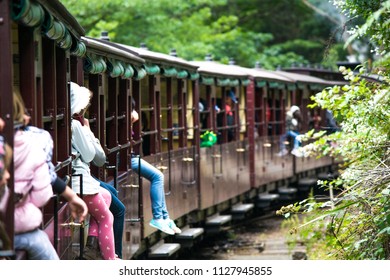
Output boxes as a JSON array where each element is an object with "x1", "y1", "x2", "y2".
[{"x1": 59, "y1": 0, "x2": 365, "y2": 71}]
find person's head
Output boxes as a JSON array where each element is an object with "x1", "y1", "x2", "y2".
[
  {"x1": 290, "y1": 105, "x2": 301, "y2": 120},
  {"x1": 13, "y1": 90, "x2": 31, "y2": 126},
  {"x1": 0, "y1": 136, "x2": 12, "y2": 187},
  {"x1": 70, "y1": 82, "x2": 92, "y2": 116},
  {"x1": 290, "y1": 105, "x2": 300, "y2": 114},
  {"x1": 226, "y1": 90, "x2": 238, "y2": 106}
]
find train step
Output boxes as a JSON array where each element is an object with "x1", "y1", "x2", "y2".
[
  {"x1": 277, "y1": 187, "x2": 298, "y2": 201},
  {"x1": 205, "y1": 215, "x2": 232, "y2": 234},
  {"x1": 174, "y1": 227, "x2": 204, "y2": 248},
  {"x1": 256, "y1": 193, "x2": 280, "y2": 209},
  {"x1": 148, "y1": 241, "x2": 181, "y2": 259},
  {"x1": 297, "y1": 177, "x2": 318, "y2": 192},
  {"x1": 317, "y1": 172, "x2": 339, "y2": 181},
  {"x1": 230, "y1": 203, "x2": 254, "y2": 220}
]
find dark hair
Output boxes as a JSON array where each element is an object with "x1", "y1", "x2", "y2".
[
  {"x1": 293, "y1": 110, "x2": 302, "y2": 122},
  {"x1": 131, "y1": 96, "x2": 136, "y2": 110}
]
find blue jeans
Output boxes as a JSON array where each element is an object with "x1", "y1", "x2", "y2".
[
  {"x1": 131, "y1": 156, "x2": 169, "y2": 220},
  {"x1": 280, "y1": 130, "x2": 301, "y2": 150},
  {"x1": 96, "y1": 178, "x2": 125, "y2": 258},
  {"x1": 14, "y1": 229, "x2": 59, "y2": 260}
]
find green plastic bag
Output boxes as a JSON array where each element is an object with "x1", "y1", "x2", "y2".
[{"x1": 200, "y1": 131, "x2": 217, "y2": 147}]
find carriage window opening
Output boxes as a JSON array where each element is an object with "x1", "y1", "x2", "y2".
[
  {"x1": 254, "y1": 86, "x2": 265, "y2": 137},
  {"x1": 186, "y1": 79, "x2": 195, "y2": 141},
  {"x1": 160, "y1": 77, "x2": 169, "y2": 150},
  {"x1": 105, "y1": 77, "x2": 118, "y2": 151},
  {"x1": 216, "y1": 87, "x2": 238, "y2": 143},
  {"x1": 172, "y1": 78, "x2": 180, "y2": 142},
  {"x1": 199, "y1": 89, "x2": 208, "y2": 132},
  {"x1": 238, "y1": 87, "x2": 246, "y2": 135},
  {"x1": 267, "y1": 87, "x2": 284, "y2": 137}
]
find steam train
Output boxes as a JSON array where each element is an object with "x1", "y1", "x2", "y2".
[{"x1": 0, "y1": 0, "x2": 345, "y2": 260}]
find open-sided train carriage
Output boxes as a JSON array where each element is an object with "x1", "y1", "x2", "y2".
[
  {"x1": 272, "y1": 70, "x2": 336, "y2": 174},
  {"x1": 228, "y1": 65, "x2": 296, "y2": 188},
  {"x1": 106, "y1": 41, "x2": 202, "y2": 258},
  {"x1": 1, "y1": 0, "x2": 89, "y2": 259},
  {"x1": 190, "y1": 60, "x2": 252, "y2": 216}
]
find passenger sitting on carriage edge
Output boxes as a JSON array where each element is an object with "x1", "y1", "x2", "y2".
[
  {"x1": 70, "y1": 82, "x2": 118, "y2": 260},
  {"x1": 12, "y1": 95, "x2": 60, "y2": 259},
  {"x1": 130, "y1": 100, "x2": 181, "y2": 235},
  {"x1": 68, "y1": 84, "x2": 124, "y2": 259},
  {"x1": 278, "y1": 105, "x2": 303, "y2": 157},
  {"x1": 91, "y1": 161, "x2": 126, "y2": 258},
  {"x1": 11, "y1": 92, "x2": 89, "y2": 259},
  {"x1": 12, "y1": 92, "x2": 88, "y2": 225}
]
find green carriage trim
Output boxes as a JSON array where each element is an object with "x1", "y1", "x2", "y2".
[{"x1": 84, "y1": 54, "x2": 107, "y2": 74}]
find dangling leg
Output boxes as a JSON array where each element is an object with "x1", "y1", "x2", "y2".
[
  {"x1": 131, "y1": 156, "x2": 174, "y2": 235},
  {"x1": 131, "y1": 157, "x2": 164, "y2": 219},
  {"x1": 83, "y1": 189, "x2": 116, "y2": 260},
  {"x1": 98, "y1": 180, "x2": 125, "y2": 258}
]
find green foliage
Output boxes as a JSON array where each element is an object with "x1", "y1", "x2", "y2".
[
  {"x1": 334, "y1": 0, "x2": 390, "y2": 65},
  {"x1": 278, "y1": 0, "x2": 390, "y2": 258},
  {"x1": 60, "y1": 0, "x2": 345, "y2": 68},
  {"x1": 322, "y1": 43, "x2": 349, "y2": 71},
  {"x1": 256, "y1": 47, "x2": 308, "y2": 70},
  {"x1": 293, "y1": 67, "x2": 390, "y2": 259},
  {"x1": 274, "y1": 39, "x2": 326, "y2": 65}
]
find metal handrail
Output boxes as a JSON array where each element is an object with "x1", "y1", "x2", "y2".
[
  {"x1": 105, "y1": 115, "x2": 115, "y2": 122},
  {"x1": 141, "y1": 129, "x2": 158, "y2": 136},
  {"x1": 54, "y1": 156, "x2": 72, "y2": 172},
  {"x1": 161, "y1": 127, "x2": 184, "y2": 133}
]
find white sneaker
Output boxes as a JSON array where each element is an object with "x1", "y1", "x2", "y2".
[
  {"x1": 149, "y1": 219, "x2": 175, "y2": 235},
  {"x1": 296, "y1": 134, "x2": 304, "y2": 142},
  {"x1": 277, "y1": 149, "x2": 288, "y2": 157},
  {"x1": 167, "y1": 219, "x2": 182, "y2": 234},
  {"x1": 291, "y1": 148, "x2": 303, "y2": 157}
]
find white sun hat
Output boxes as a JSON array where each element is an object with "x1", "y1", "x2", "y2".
[{"x1": 70, "y1": 82, "x2": 91, "y2": 115}]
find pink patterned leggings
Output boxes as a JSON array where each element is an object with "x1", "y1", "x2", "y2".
[{"x1": 83, "y1": 188, "x2": 116, "y2": 260}]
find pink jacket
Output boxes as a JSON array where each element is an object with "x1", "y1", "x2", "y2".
[{"x1": 14, "y1": 130, "x2": 53, "y2": 233}]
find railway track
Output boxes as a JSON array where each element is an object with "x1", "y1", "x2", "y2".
[{"x1": 178, "y1": 211, "x2": 307, "y2": 260}]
